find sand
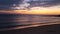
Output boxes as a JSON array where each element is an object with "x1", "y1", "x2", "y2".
[{"x1": 0, "y1": 22, "x2": 60, "y2": 34}]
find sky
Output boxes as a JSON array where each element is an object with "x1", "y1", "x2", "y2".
[
  {"x1": 0, "y1": 0, "x2": 60, "y2": 15},
  {"x1": 0, "y1": 0, "x2": 60, "y2": 10}
]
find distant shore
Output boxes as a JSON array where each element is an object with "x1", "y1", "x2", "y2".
[{"x1": 0, "y1": 13, "x2": 60, "y2": 17}]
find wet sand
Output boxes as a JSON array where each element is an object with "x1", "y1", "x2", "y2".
[{"x1": 0, "y1": 24, "x2": 60, "y2": 34}]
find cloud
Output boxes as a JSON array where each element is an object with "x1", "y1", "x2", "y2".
[
  {"x1": 0, "y1": 0, "x2": 23, "y2": 10},
  {"x1": 0, "y1": 0, "x2": 31, "y2": 10},
  {"x1": 12, "y1": 0, "x2": 30, "y2": 10},
  {"x1": 0, "y1": 0, "x2": 22, "y2": 5},
  {"x1": 28, "y1": 0, "x2": 60, "y2": 7},
  {"x1": 0, "y1": 0, "x2": 60, "y2": 10}
]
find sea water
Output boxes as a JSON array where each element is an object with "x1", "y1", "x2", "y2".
[{"x1": 0, "y1": 14, "x2": 60, "y2": 29}]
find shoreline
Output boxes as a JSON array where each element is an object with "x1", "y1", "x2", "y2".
[{"x1": 0, "y1": 21, "x2": 60, "y2": 31}]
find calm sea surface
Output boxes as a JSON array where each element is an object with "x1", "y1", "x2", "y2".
[{"x1": 0, "y1": 14, "x2": 60, "y2": 29}]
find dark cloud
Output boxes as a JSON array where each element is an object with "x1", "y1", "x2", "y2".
[
  {"x1": 28, "y1": 0, "x2": 60, "y2": 7},
  {"x1": 0, "y1": 0, "x2": 60, "y2": 10},
  {"x1": 0, "y1": 0, "x2": 23, "y2": 10},
  {"x1": 0, "y1": 0, "x2": 23, "y2": 6}
]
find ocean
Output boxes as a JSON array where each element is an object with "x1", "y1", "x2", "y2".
[{"x1": 0, "y1": 14, "x2": 60, "y2": 29}]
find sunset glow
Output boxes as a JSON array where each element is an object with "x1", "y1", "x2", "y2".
[
  {"x1": 0, "y1": 0, "x2": 60, "y2": 15},
  {"x1": 13, "y1": 7, "x2": 60, "y2": 15},
  {"x1": 0, "y1": 7, "x2": 60, "y2": 15}
]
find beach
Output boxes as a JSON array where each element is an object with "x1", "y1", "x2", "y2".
[{"x1": 0, "y1": 24, "x2": 60, "y2": 34}]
